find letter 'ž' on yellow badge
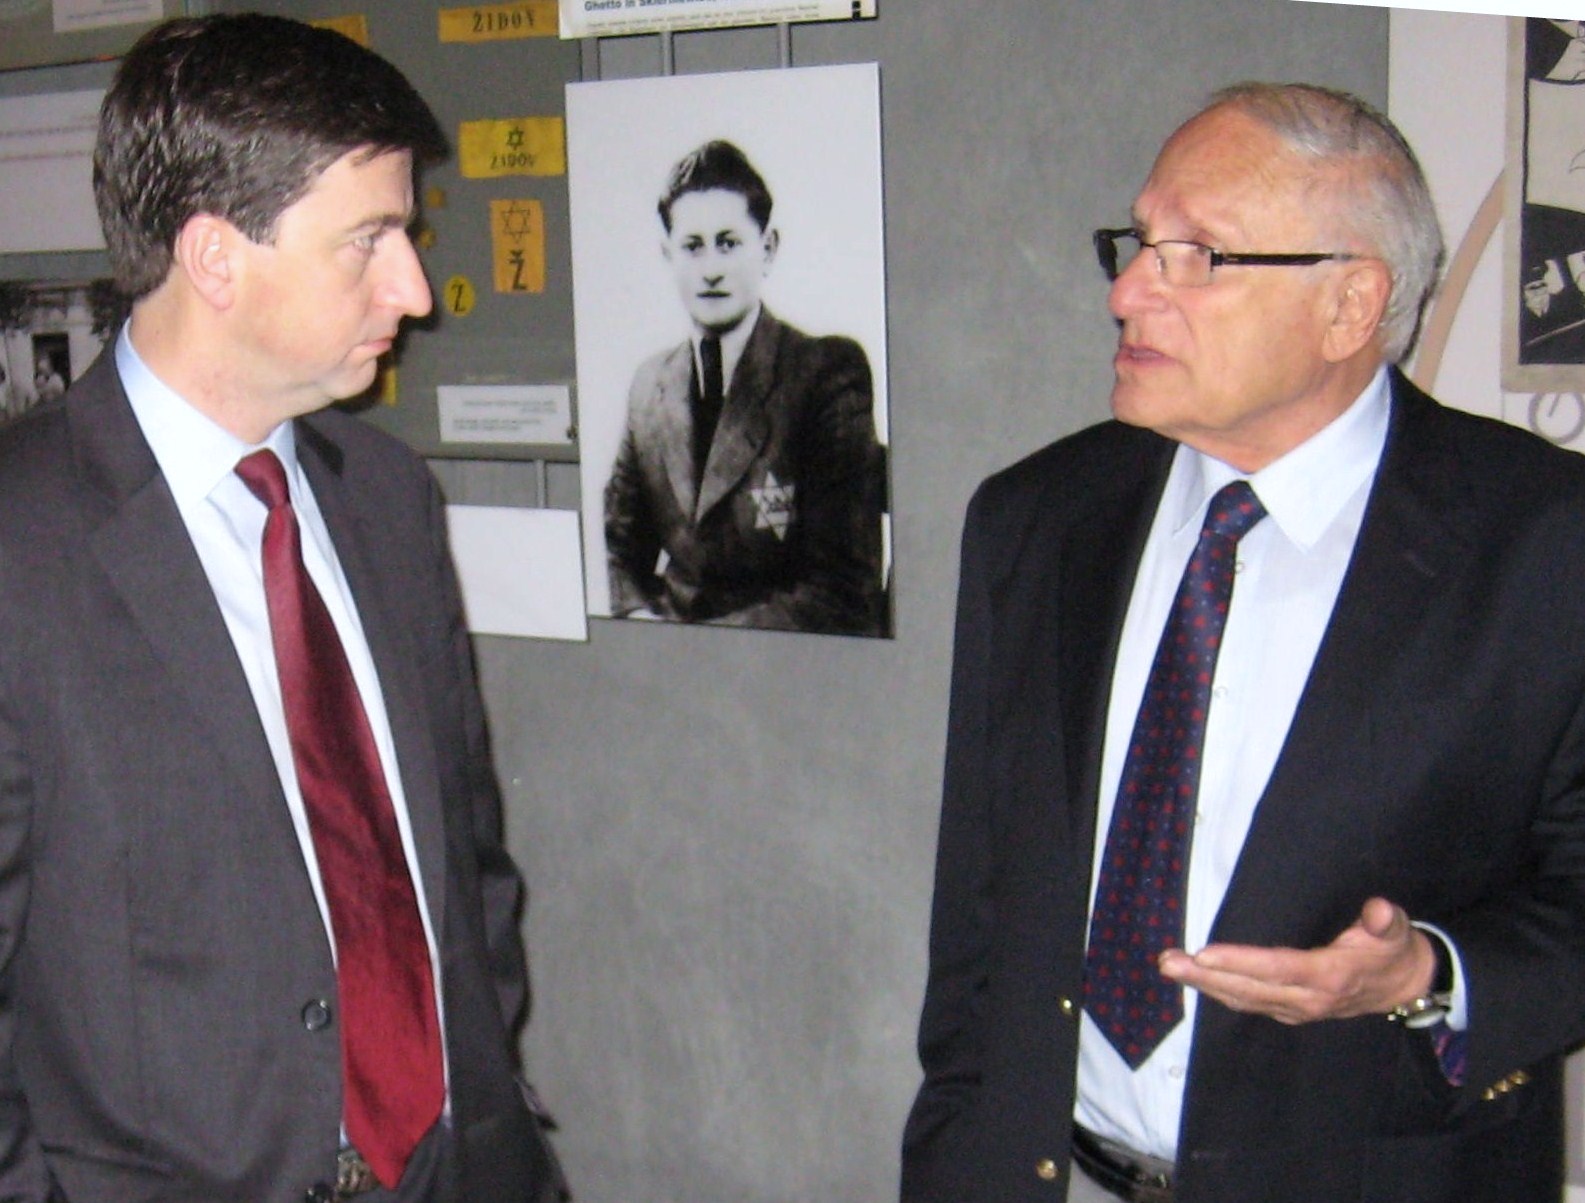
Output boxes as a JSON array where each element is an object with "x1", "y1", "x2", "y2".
[{"x1": 491, "y1": 200, "x2": 545, "y2": 294}]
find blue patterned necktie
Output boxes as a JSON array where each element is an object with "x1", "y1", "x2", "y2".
[{"x1": 1085, "y1": 480, "x2": 1266, "y2": 1068}]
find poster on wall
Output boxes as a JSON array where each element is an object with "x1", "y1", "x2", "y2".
[
  {"x1": 0, "y1": 0, "x2": 182, "y2": 73},
  {"x1": 1505, "y1": 17, "x2": 1585, "y2": 396},
  {"x1": 559, "y1": 0, "x2": 875, "y2": 40},
  {"x1": 566, "y1": 63, "x2": 891, "y2": 639}
]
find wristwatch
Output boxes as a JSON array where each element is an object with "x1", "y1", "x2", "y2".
[{"x1": 1388, "y1": 930, "x2": 1455, "y2": 1030}]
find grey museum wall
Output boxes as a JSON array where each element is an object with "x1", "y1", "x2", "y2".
[
  {"x1": 448, "y1": 7, "x2": 1385, "y2": 1201},
  {"x1": 0, "y1": 1, "x2": 1388, "y2": 1199}
]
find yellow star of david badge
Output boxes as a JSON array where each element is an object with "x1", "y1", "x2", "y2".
[
  {"x1": 750, "y1": 472, "x2": 796, "y2": 540},
  {"x1": 499, "y1": 201, "x2": 535, "y2": 243}
]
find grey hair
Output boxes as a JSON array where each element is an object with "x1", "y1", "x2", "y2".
[{"x1": 1205, "y1": 82, "x2": 1444, "y2": 364}]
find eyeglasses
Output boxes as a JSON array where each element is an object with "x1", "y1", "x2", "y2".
[{"x1": 1093, "y1": 227, "x2": 1357, "y2": 288}]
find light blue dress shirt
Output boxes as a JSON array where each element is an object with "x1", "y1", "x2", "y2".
[
  {"x1": 115, "y1": 327, "x2": 449, "y2": 1095},
  {"x1": 1076, "y1": 367, "x2": 1412, "y2": 1158}
]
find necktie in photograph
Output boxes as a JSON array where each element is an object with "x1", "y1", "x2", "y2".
[
  {"x1": 237, "y1": 449, "x2": 444, "y2": 1188},
  {"x1": 1085, "y1": 480, "x2": 1266, "y2": 1068},
  {"x1": 693, "y1": 335, "x2": 724, "y2": 489}
]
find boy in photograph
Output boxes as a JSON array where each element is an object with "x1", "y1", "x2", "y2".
[{"x1": 604, "y1": 139, "x2": 888, "y2": 636}]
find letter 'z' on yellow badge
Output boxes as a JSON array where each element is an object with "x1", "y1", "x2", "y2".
[
  {"x1": 444, "y1": 275, "x2": 477, "y2": 317},
  {"x1": 458, "y1": 117, "x2": 565, "y2": 179},
  {"x1": 491, "y1": 200, "x2": 545, "y2": 294}
]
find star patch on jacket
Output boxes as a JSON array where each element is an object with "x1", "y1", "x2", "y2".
[{"x1": 751, "y1": 471, "x2": 795, "y2": 540}]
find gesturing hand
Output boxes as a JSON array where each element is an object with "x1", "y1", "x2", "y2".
[{"x1": 1156, "y1": 897, "x2": 1437, "y2": 1025}]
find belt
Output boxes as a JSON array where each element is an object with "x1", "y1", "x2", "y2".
[
  {"x1": 335, "y1": 1147, "x2": 381, "y2": 1198},
  {"x1": 1070, "y1": 1125, "x2": 1174, "y2": 1203}
]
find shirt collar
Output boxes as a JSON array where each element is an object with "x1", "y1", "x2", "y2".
[
  {"x1": 117, "y1": 323, "x2": 299, "y2": 507},
  {"x1": 693, "y1": 303, "x2": 762, "y2": 387},
  {"x1": 1169, "y1": 365, "x2": 1391, "y2": 550}
]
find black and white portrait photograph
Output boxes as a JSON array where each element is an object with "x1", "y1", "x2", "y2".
[
  {"x1": 0, "y1": 278, "x2": 126, "y2": 426},
  {"x1": 567, "y1": 64, "x2": 891, "y2": 638}
]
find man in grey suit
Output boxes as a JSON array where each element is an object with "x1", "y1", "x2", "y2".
[
  {"x1": 904, "y1": 83, "x2": 1585, "y2": 1202},
  {"x1": 0, "y1": 15, "x2": 564, "y2": 1203},
  {"x1": 603, "y1": 140, "x2": 888, "y2": 636}
]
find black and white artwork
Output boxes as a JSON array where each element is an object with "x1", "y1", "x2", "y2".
[
  {"x1": 1507, "y1": 17, "x2": 1585, "y2": 395},
  {"x1": 567, "y1": 64, "x2": 891, "y2": 638}
]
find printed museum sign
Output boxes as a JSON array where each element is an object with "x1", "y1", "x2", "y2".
[{"x1": 559, "y1": 0, "x2": 874, "y2": 39}]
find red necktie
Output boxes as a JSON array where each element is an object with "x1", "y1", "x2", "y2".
[
  {"x1": 1085, "y1": 480, "x2": 1266, "y2": 1067},
  {"x1": 236, "y1": 449, "x2": 444, "y2": 1187}
]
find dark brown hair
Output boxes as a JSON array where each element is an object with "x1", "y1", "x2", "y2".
[{"x1": 94, "y1": 13, "x2": 447, "y2": 300}]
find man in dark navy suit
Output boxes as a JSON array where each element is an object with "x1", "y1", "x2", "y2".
[{"x1": 904, "y1": 82, "x2": 1585, "y2": 1203}]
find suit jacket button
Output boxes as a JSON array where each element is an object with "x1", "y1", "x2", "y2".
[
  {"x1": 301, "y1": 999, "x2": 333, "y2": 1031},
  {"x1": 304, "y1": 1184, "x2": 335, "y2": 1203},
  {"x1": 1059, "y1": 996, "x2": 1076, "y2": 1019},
  {"x1": 1036, "y1": 1158, "x2": 1058, "y2": 1180}
]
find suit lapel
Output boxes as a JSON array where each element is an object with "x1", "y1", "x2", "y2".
[
  {"x1": 1210, "y1": 374, "x2": 1471, "y2": 944},
  {"x1": 72, "y1": 357, "x2": 452, "y2": 946},
  {"x1": 651, "y1": 343, "x2": 699, "y2": 522},
  {"x1": 297, "y1": 422, "x2": 449, "y2": 939},
  {"x1": 72, "y1": 360, "x2": 294, "y2": 848},
  {"x1": 1059, "y1": 437, "x2": 1174, "y2": 833},
  {"x1": 696, "y1": 310, "x2": 776, "y2": 521}
]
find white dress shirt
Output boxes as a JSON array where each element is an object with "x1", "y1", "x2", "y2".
[
  {"x1": 690, "y1": 302, "x2": 760, "y2": 401},
  {"x1": 116, "y1": 329, "x2": 448, "y2": 1089},
  {"x1": 1075, "y1": 367, "x2": 1393, "y2": 1159}
]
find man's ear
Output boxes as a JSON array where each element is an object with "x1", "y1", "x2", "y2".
[
  {"x1": 1322, "y1": 257, "x2": 1391, "y2": 363},
  {"x1": 171, "y1": 213, "x2": 241, "y2": 310},
  {"x1": 761, "y1": 225, "x2": 779, "y2": 270}
]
